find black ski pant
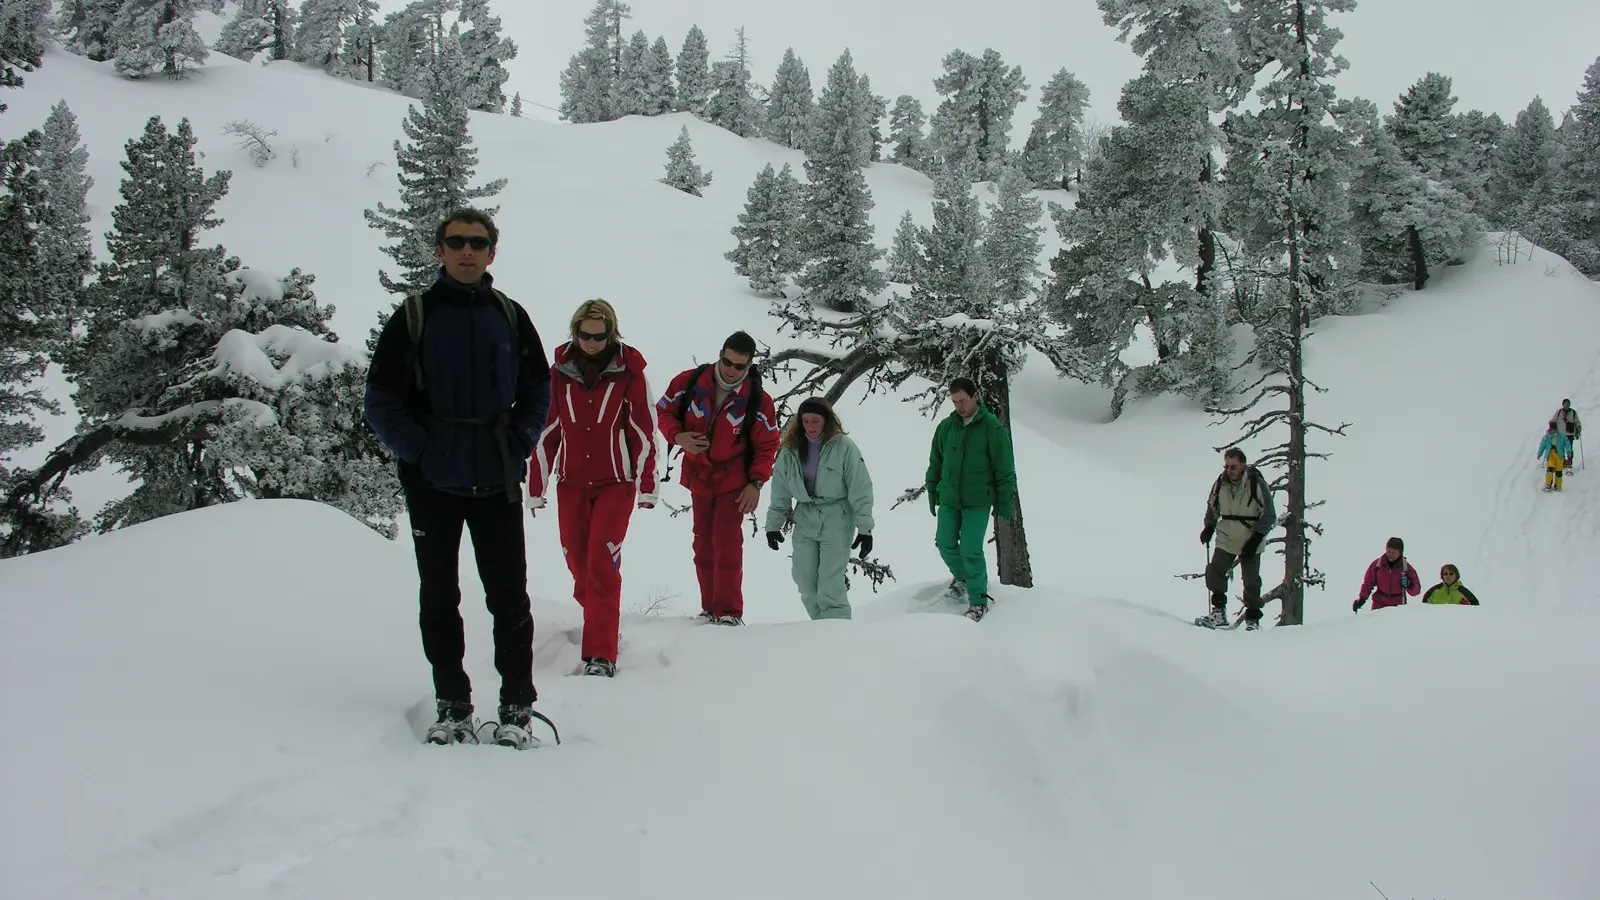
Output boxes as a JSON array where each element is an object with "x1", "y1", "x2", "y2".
[
  {"x1": 403, "y1": 481, "x2": 536, "y2": 708},
  {"x1": 1206, "y1": 546, "x2": 1263, "y2": 619}
]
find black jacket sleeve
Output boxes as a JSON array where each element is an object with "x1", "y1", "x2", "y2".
[
  {"x1": 508, "y1": 303, "x2": 551, "y2": 460},
  {"x1": 362, "y1": 303, "x2": 428, "y2": 464}
]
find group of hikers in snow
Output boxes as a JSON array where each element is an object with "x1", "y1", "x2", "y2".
[
  {"x1": 1197, "y1": 404, "x2": 1586, "y2": 629},
  {"x1": 362, "y1": 209, "x2": 1018, "y2": 747},
  {"x1": 1198, "y1": 454, "x2": 1486, "y2": 631},
  {"x1": 1540, "y1": 400, "x2": 1582, "y2": 491}
]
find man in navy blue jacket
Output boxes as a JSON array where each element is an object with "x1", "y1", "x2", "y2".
[{"x1": 364, "y1": 208, "x2": 552, "y2": 749}]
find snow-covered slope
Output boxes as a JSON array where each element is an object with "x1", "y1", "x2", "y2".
[{"x1": 3, "y1": 45, "x2": 1600, "y2": 900}]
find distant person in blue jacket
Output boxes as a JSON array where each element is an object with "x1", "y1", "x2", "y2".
[
  {"x1": 364, "y1": 208, "x2": 553, "y2": 750},
  {"x1": 1538, "y1": 422, "x2": 1572, "y2": 493}
]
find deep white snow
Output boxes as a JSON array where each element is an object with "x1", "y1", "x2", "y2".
[{"x1": 2, "y1": 37, "x2": 1599, "y2": 900}]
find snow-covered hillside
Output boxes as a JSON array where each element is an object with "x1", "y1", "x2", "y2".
[{"x1": 3, "y1": 42, "x2": 1600, "y2": 900}]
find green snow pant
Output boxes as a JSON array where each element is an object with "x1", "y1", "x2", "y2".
[
  {"x1": 936, "y1": 504, "x2": 991, "y2": 603},
  {"x1": 791, "y1": 501, "x2": 854, "y2": 620}
]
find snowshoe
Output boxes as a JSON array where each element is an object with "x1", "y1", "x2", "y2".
[
  {"x1": 943, "y1": 579, "x2": 968, "y2": 601},
  {"x1": 963, "y1": 599, "x2": 991, "y2": 622},
  {"x1": 491, "y1": 704, "x2": 561, "y2": 749},
  {"x1": 1193, "y1": 606, "x2": 1236, "y2": 630},
  {"x1": 712, "y1": 615, "x2": 744, "y2": 626},
  {"x1": 1243, "y1": 616, "x2": 1262, "y2": 632},
  {"x1": 583, "y1": 657, "x2": 617, "y2": 677},
  {"x1": 425, "y1": 700, "x2": 479, "y2": 745},
  {"x1": 695, "y1": 610, "x2": 715, "y2": 622}
]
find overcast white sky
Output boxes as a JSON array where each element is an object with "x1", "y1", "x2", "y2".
[{"x1": 415, "y1": 0, "x2": 1599, "y2": 126}]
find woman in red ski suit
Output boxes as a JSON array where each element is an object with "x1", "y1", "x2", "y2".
[
  {"x1": 528, "y1": 300, "x2": 659, "y2": 677},
  {"x1": 1353, "y1": 536, "x2": 1422, "y2": 612}
]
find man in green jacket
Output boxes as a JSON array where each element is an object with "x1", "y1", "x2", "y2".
[{"x1": 925, "y1": 377, "x2": 1018, "y2": 622}]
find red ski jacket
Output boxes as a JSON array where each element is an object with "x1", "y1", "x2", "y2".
[
  {"x1": 655, "y1": 364, "x2": 779, "y2": 496},
  {"x1": 529, "y1": 342, "x2": 660, "y2": 506}
]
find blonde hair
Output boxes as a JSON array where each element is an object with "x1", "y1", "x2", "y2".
[
  {"x1": 781, "y1": 397, "x2": 846, "y2": 456},
  {"x1": 569, "y1": 298, "x2": 622, "y2": 344}
]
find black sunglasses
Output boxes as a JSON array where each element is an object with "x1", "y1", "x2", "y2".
[
  {"x1": 441, "y1": 235, "x2": 492, "y2": 251},
  {"x1": 576, "y1": 329, "x2": 610, "y2": 343},
  {"x1": 719, "y1": 356, "x2": 749, "y2": 371}
]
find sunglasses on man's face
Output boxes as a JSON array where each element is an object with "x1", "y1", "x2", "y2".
[
  {"x1": 719, "y1": 357, "x2": 749, "y2": 371},
  {"x1": 441, "y1": 235, "x2": 492, "y2": 251},
  {"x1": 577, "y1": 329, "x2": 609, "y2": 343}
]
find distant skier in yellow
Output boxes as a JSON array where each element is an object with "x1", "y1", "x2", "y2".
[{"x1": 1538, "y1": 422, "x2": 1572, "y2": 492}]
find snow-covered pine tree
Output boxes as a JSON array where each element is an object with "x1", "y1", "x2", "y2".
[
  {"x1": 1212, "y1": 0, "x2": 1358, "y2": 627},
  {"x1": 644, "y1": 36, "x2": 676, "y2": 114},
  {"x1": 52, "y1": 0, "x2": 120, "y2": 62},
  {"x1": 37, "y1": 101, "x2": 95, "y2": 336},
  {"x1": 0, "y1": 118, "x2": 82, "y2": 556},
  {"x1": 110, "y1": 0, "x2": 221, "y2": 79},
  {"x1": 458, "y1": 0, "x2": 517, "y2": 113},
  {"x1": 885, "y1": 210, "x2": 923, "y2": 283},
  {"x1": 725, "y1": 161, "x2": 802, "y2": 296},
  {"x1": 377, "y1": 2, "x2": 436, "y2": 98},
  {"x1": 214, "y1": 0, "x2": 297, "y2": 62},
  {"x1": 659, "y1": 124, "x2": 712, "y2": 196},
  {"x1": 765, "y1": 47, "x2": 814, "y2": 149},
  {"x1": 1451, "y1": 109, "x2": 1502, "y2": 213},
  {"x1": 1020, "y1": 68, "x2": 1090, "y2": 189},
  {"x1": 674, "y1": 25, "x2": 711, "y2": 115},
  {"x1": 928, "y1": 48, "x2": 1028, "y2": 181},
  {"x1": 704, "y1": 27, "x2": 762, "y2": 137},
  {"x1": 984, "y1": 165, "x2": 1044, "y2": 308},
  {"x1": 293, "y1": 0, "x2": 378, "y2": 77},
  {"x1": 364, "y1": 33, "x2": 507, "y2": 294},
  {"x1": 1486, "y1": 96, "x2": 1557, "y2": 236},
  {"x1": 887, "y1": 95, "x2": 928, "y2": 170},
  {"x1": 1548, "y1": 56, "x2": 1600, "y2": 276},
  {"x1": 794, "y1": 49, "x2": 885, "y2": 312},
  {"x1": 1045, "y1": 0, "x2": 1241, "y2": 411},
  {"x1": 509, "y1": 91, "x2": 523, "y2": 116},
  {"x1": 1385, "y1": 72, "x2": 1460, "y2": 182},
  {"x1": 1342, "y1": 97, "x2": 1480, "y2": 290},
  {"x1": 858, "y1": 74, "x2": 886, "y2": 162},
  {"x1": 613, "y1": 29, "x2": 651, "y2": 117},
  {"x1": 558, "y1": 0, "x2": 630, "y2": 123},
  {"x1": 1, "y1": 0, "x2": 49, "y2": 87}
]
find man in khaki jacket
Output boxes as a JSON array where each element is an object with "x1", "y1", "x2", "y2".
[{"x1": 1198, "y1": 448, "x2": 1277, "y2": 630}]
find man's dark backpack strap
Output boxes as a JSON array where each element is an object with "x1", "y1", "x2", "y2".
[{"x1": 743, "y1": 365, "x2": 764, "y2": 476}]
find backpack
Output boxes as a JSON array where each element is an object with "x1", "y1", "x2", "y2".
[
  {"x1": 403, "y1": 289, "x2": 520, "y2": 394},
  {"x1": 664, "y1": 362, "x2": 764, "y2": 482},
  {"x1": 1209, "y1": 465, "x2": 1267, "y2": 518}
]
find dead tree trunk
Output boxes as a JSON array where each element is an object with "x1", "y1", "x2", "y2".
[{"x1": 1281, "y1": 198, "x2": 1310, "y2": 626}]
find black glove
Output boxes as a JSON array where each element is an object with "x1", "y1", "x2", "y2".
[
  {"x1": 852, "y1": 533, "x2": 873, "y2": 558},
  {"x1": 1240, "y1": 532, "x2": 1263, "y2": 558},
  {"x1": 1200, "y1": 526, "x2": 1214, "y2": 545},
  {"x1": 765, "y1": 531, "x2": 783, "y2": 551},
  {"x1": 1352, "y1": 598, "x2": 1365, "y2": 612}
]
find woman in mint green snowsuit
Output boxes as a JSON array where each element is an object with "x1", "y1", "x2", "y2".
[{"x1": 763, "y1": 397, "x2": 875, "y2": 620}]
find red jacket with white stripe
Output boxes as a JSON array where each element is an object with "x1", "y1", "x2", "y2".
[{"x1": 528, "y1": 342, "x2": 660, "y2": 506}]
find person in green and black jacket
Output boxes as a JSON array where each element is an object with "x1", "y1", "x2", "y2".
[{"x1": 925, "y1": 377, "x2": 1018, "y2": 622}]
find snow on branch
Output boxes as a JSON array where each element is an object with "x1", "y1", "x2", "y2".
[
  {"x1": 222, "y1": 120, "x2": 277, "y2": 166},
  {"x1": 206, "y1": 324, "x2": 366, "y2": 391}
]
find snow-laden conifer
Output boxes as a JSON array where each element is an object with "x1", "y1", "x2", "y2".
[
  {"x1": 795, "y1": 49, "x2": 885, "y2": 312},
  {"x1": 214, "y1": 0, "x2": 296, "y2": 62},
  {"x1": 364, "y1": 33, "x2": 507, "y2": 294},
  {"x1": 293, "y1": 0, "x2": 378, "y2": 76},
  {"x1": 110, "y1": 0, "x2": 219, "y2": 79},
  {"x1": 559, "y1": 0, "x2": 630, "y2": 122},
  {"x1": 725, "y1": 162, "x2": 802, "y2": 296},
  {"x1": 660, "y1": 125, "x2": 712, "y2": 196},
  {"x1": 765, "y1": 48, "x2": 814, "y2": 150},
  {"x1": 704, "y1": 27, "x2": 762, "y2": 137},
  {"x1": 885, "y1": 210, "x2": 923, "y2": 284},
  {"x1": 52, "y1": 0, "x2": 120, "y2": 62},
  {"x1": 614, "y1": 30, "x2": 652, "y2": 117},
  {"x1": 1020, "y1": 69, "x2": 1090, "y2": 189},
  {"x1": 644, "y1": 36, "x2": 676, "y2": 114},
  {"x1": 458, "y1": 0, "x2": 517, "y2": 113},
  {"x1": 37, "y1": 101, "x2": 94, "y2": 335},
  {"x1": 674, "y1": 25, "x2": 711, "y2": 115},
  {"x1": 887, "y1": 95, "x2": 928, "y2": 170},
  {"x1": 928, "y1": 49, "x2": 1027, "y2": 181}
]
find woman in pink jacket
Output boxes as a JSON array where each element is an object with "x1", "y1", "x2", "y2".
[{"x1": 1354, "y1": 537, "x2": 1422, "y2": 611}]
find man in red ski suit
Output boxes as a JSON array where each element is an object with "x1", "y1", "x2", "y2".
[
  {"x1": 528, "y1": 300, "x2": 660, "y2": 677},
  {"x1": 655, "y1": 331, "x2": 779, "y2": 625}
]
